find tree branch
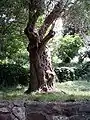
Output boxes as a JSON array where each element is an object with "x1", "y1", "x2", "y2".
[
  {"x1": 43, "y1": 30, "x2": 55, "y2": 44},
  {"x1": 38, "y1": 23, "x2": 55, "y2": 53},
  {"x1": 28, "y1": 4, "x2": 41, "y2": 27},
  {"x1": 39, "y1": 0, "x2": 79, "y2": 39},
  {"x1": 28, "y1": 0, "x2": 45, "y2": 28},
  {"x1": 39, "y1": 0, "x2": 63, "y2": 38}
]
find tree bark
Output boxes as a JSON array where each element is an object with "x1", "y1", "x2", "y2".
[
  {"x1": 24, "y1": 24, "x2": 54, "y2": 93},
  {"x1": 27, "y1": 45, "x2": 54, "y2": 93}
]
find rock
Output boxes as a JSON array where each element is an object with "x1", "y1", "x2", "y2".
[
  {"x1": 0, "y1": 101, "x2": 90, "y2": 120},
  {"x1": 0, "y1": 107, "x2": 9, "y2": 113},
  {"x1": 52, "y1": 115, "x2": 69, "y2": 120},
  {"x1": 13, "y1": 101, "x2": 24, "y2": 107},
  {"x1": 0, "y1": 113, "x2": 12, "y2": 120},
  {"x1": 69, "y1": 115, "x2": 86, "y2": 120},
  {"x1": 12, "y1": 107, "x2": 25, "y2": 120},
  {"x1": 0, "y1": 101, "x2": 9, "y2": 107},
  {"x1": 79, "y1": 104, "x2": 90, "y2": 112},
  {"x1": 27, "y1": 112, "x2": 49, "y2": 120}
]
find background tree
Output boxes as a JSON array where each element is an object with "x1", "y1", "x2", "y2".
[
  {"x1": 58, "y1": 35, "x2": 84, "y2": 63},
  {"x1": 63, "y1": 0, "x2": 90, "y2": 34},
  {"x1": 0, "y1": 0, "x2": 28, "y2": 66},
  {"x1": 0, "y1": 0, "x2": 30, "y2": 87}
]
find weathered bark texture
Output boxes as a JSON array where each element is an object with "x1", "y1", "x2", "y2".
[{"x1": 24, "y1": 24, "x2": 55, "y2": 93}]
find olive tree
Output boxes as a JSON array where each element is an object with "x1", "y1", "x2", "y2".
[{"x1": 24, "y1": 0, "x2": 90, "y2": 93}]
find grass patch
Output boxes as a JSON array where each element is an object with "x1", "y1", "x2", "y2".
[{"x1": 0, "y1": 81, "x2": 90, "y2": 101}]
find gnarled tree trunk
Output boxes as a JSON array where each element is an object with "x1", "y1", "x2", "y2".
[
  {"x1": 24, "y1": 0, "x2": 85, "y2": 93},
  {"x1": 25, "y1": 25, "x2": 54, "y2": 93},
  {"x1": 24, "y1": 0, "x2": 65, "y2": 93}
]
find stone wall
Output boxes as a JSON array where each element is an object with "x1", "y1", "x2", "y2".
[
  {"x1": 25, "y1": 101, "x2": 90, "y2": 120},
  {"x1": 0, "y1": 101, "x2": 25, "y2": 120},
  {"x1": 0, "y1": 101, "x2": 90, "y2": 120}
]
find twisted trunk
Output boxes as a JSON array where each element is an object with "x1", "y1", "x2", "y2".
[
  {"x1": 29, "y1": 47, "x2": 53, "y2": 92},
  {"x1": 25, "y1": 25, "x2": 54, "y2": 93},
  {"x1": 24, "y1": 0, "x2": 66, "y2": 93}
]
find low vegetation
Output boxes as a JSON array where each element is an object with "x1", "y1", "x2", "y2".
[
  {"x1": 0, "y1": 64, "x2": 29, "y2": 87},
  {"x1": 1, "y1": 81, "x2": 90, "y2": 101}
]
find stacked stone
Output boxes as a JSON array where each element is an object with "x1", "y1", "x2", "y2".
[
  {"x1": 25, "y1": 101, "x2": 90, "y2": 120},
  {"x1": 1, "y1": 101, "x2": 90, "y2": 120},
  {"x1": 0, "y1": 101, "x2": 25, "y2": 120}
]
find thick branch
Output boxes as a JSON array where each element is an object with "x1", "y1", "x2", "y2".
[
  {"x1": 29, "y1": 5, "x2": 41, "y2": 27},
  {"x1": 39, "y1": 0, "x2": 64, "y2": 38},
  {"x1": 39, "y1": 0, "x2": 78, "y2": 38},
  {"x1": 38, "y1": 25, "x2": 55, "y2": 53},
  {"x1": 28, "y1": 0, "x2": 44, "y2": 28},
  {"x1": 42, "y1": 22, "x2": 55, "y2": 45},
  {"x1": 42, "y1": 30, "x2": 55, "y2": 45}
]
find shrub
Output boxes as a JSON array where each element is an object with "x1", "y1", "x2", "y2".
[
  {"x1": 0, "y1": 63, "x2": 29, "y2": 87},
  {"x1": 55, "y1": 67, "x2": 75, "y2": 82},
  {"x1": 55, "y1": 62, "x2": 90, "y2": 83},
  {"x1": 75, "y1": 62, "x2": 90, "y2": 81},
  {"x1": 58, "y1": 35, "x2": 84, "y2": 63}
]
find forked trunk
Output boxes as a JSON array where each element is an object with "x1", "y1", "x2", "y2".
[
  {"x1": 24, "y1": 0, "x2": 69, "y2": 93},
  {"x1": 24, "y1": 0, "x2": 61, "y2": 93},
  {"x1": 25, "y1": 27, "x2": 54, "y2": 93}
]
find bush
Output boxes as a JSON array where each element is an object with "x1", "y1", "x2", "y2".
[
  {"x1": 55, "y1": 67, "x2": 75, "y2": 82},
  {"x1": 0, "y1": 63, "x2": 29, "y2": 87},
  {"x1": 75, "y1": 62, "x2": 90, "y2": 81},
  {"x1": 55, "y1": 62, "x2": 90, "y2": 83},
  {"x1": 58, "y1": 35, "x2": 84, "y2": 63}
]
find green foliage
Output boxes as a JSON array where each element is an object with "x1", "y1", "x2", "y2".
[
  {"x1": 0, "y1": 63, "x2": 29, "y2": 87},
  {"x1": 55, "y1": 67, "x2": 75, "y2": 82},
  {"x1": 35, "y1": 15, "x2": 45, "y2": 29},
  {"x1": 48, "y1": 36, "x2": 62, "y2": 67},
  {"x1": 0, "y1": 0, "x2": 45, "y2": 67},
  {"x1": 0, "y1": 0, "x2": 29, "y2": 66},
  {"x1": 50, "y1": 35, "x2": 83, "y2": 67},
  {"x1": 58, "y1": 35, "x2": 84, "y2": 63},
  {"x1": 64, "y1": 0, "x2": 90, "y2": 34},
  {"x1": 75, "y1": 62, "x2": 90, "y2": 81},
  {"x1": 55, "y1": 61, "x2": 90, "y2": 83}
]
